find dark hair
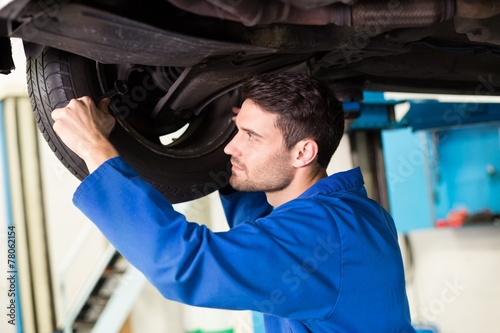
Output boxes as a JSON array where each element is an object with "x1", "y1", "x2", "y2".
[{"x1": 242, "y1": 72, "x2": 344, "y2": 168}]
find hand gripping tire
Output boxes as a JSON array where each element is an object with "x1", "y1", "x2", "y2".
[{"x1": 27, "y1": 47, "x2": 236, "y2": 203}]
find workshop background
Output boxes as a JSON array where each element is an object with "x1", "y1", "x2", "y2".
[{"x1": 1, "y1": 38, "x2": 500, "y2": 333}]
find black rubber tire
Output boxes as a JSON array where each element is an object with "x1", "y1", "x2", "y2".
[{"x1": 27, "y1": 47, "x2": 235, "y2": 203}]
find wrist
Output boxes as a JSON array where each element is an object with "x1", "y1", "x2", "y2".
[{"x1": 79, "y1": 138, "x2": 119, "y2": 174}]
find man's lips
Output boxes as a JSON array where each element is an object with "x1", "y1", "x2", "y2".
[{"x1": 230, "y1": 159, "x2": 244, "y2": 172}]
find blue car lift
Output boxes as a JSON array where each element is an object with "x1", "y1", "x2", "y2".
[{"x1": 345, "y1": 91, "x2": 500, "y2": 131}]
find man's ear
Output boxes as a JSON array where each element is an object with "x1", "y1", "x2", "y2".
[{"x1": 292, "y1": 139, "x2": 319, "y2": 168}]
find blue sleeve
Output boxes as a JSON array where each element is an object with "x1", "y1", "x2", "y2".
[
  {"x1": 73, "y1": 157, "x2": 340, "y2": 319},
  {"x1": 219, "y1": 190, "x2": 272, "y2": 228}
]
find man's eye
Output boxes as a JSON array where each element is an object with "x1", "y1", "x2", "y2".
[{"x1": 247, "y1": 132, "x2": 256, "y2": 141}]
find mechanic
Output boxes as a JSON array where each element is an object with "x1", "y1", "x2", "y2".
[{"x1": 51, "y1": 73, "x2": 415, "y2": 332}]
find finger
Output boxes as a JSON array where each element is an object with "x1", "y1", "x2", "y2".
[
  {"x1": 231, "y1": 107, "x2": 241, "y2": 122},
  {"x1": 67, "y1": 97, "x2": 81, "y2": 108},
  {"x1": 51, "y1": 107, "x2": 67, "y2": 121},
  {"x1": 78, "y1": 95, "x2": 94, "y2": 105},
  {"x1": 98, "y1": 98, "x2": 111, "y2": 113}
]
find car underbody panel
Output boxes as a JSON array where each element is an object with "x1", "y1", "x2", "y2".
[{"x1": 0, "y1": 0, "x2": 498, "y2": 101}]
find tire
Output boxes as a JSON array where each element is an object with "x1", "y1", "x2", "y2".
[{"x1": 27, "y1": 47, "x2": 236, "y2": 203}]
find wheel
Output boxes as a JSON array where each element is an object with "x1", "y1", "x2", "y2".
[{"x1": 27, "y1": 47, "x2": 236, "y2": 203}]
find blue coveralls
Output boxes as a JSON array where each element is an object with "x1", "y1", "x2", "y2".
[{"x1": 73, "y1": 157, "x2": 415, "y2": 333}]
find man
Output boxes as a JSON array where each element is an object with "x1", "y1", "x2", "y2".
[{"x1": 52, "y1": 73, "x2": 415, "y2": 332}]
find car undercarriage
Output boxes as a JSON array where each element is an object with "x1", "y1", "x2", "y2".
[{"x1": 1, "y1": 0, "x2": 500, "y2": 202}]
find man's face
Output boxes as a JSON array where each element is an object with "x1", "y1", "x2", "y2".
[{"x1": 224, "y1": 99, "x2": 295, "y2": 192}]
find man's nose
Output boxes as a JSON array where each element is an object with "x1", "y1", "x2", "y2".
[{"x1": 224, "y1": 133, "x2": 240, "y2": 157}]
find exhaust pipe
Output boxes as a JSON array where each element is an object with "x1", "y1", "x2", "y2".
[
  {"x1": 346, "y1": 0, "x2": 455, "y2": 29},
  {"x1": 168, "y1": 0, "x2": 500, "y2": 29},
  {"x1": 168, "y1": 0, "x2": 455, "y2": 27},
  {"x1": 169, "y1": 0, "x2": 500, "y2": 30}
]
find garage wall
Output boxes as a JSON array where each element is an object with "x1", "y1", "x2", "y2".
[{"x1": 406, "y1": 225, "x2": 500, "y2": 332}]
